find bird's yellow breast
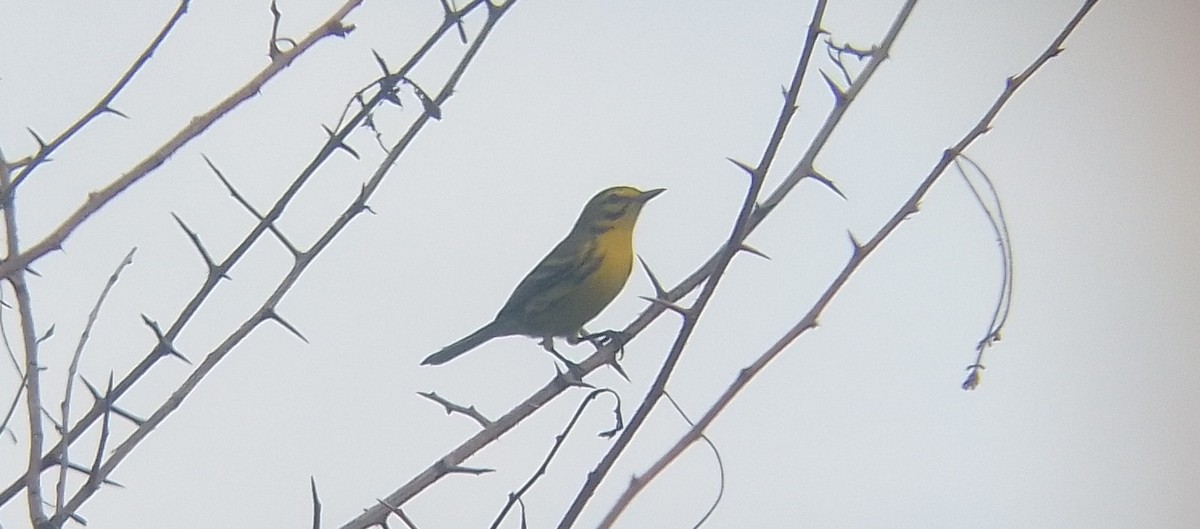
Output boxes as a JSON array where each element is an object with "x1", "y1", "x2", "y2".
[
  {"x1": 520, "y1": 227, "x2": 634, "y2": 336},
  {"x1": 587, "y1": 228, "x2": 635, "y2": 303}
]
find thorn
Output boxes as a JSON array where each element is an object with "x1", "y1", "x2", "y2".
[
  {"x1": 806, "y1": 171, "x2": 846, "y2": 200},
  {"x1": 819, "y1": 70, "x2": 846, "y2": 103},
  {"x1": 605, "y1": 356, "x2": 631, "y2": 382},
  {"x1": 329, "y1": 22, "x2": 354, "y2": 38},
  {"x1": 376, "y1": 498, "x2": 404, "y2": 519},
  {"x1": 639, "y1": 296, "x2": 690, "y2": 318},
  {"x1": 109, "y1": 404, "x2": 146, "y2": 425},
  {"x1": 36, "y1": 324, "x2": 54, "y2": 344},
  {"x1": 322, "y1": 124, "x2": 360, "y2": 159},
  {"x1": 25, "y1": 266, "x2": 42, "y2": 277},
  {"x1": 81, "y1": 376, "x2": 102, "y2": 399},
  {"x1": 26, "y1": 127, "x2": 47, "y2": 148},
  {"x1": 738, "y1": 243, "x2": 770, "y2": 260},
  {"x1": 165, "y1": 346, "x2": 192, "y2": 365},
  {"x1": 581, "y1": 331, "x2": 633, "y2": 381},
  {"x1": 264, "y1": 308, "x2": 309, "y2": 343},
  {"x1": 408, "y1": 78, "x2": 442, "y2": 120},
  {"x1": 142, "y1": 314, "x2": 192, "y2": 364},
  {"x1": 725, "y1": 157, "x2": 757, "y2": 177},
  {"x1": 310, "y1": 476, "x2": 322, "y2": 527},
  {"x1": 437, "y1": 0, "x2": 468, "y2": 44},
  {"x1": 381, "y1": 88, "x2": 403, "y2": 108},
  {"x1": 84, "y1": 374, "x2": 146, "y2": 423},
  {"x1": 636, "y1": 255, "x2": 668, "y2": 298},
  {"x1": 371, "y1": 49, "x2": 390, "y2": 75},
  {"x1": 171, "y1": 212, "x2": 217, "y2": 268},
  {"x1": 64, "y1": 463, "x2": 124, "y2": 487},
  {"x1": 846, "y1": 231, "x2": 862, "y2": 252},
  {"x1": 444, "y1": 465, "x2": 495, "y2": 475},
  {"x1": 141, "y1": 314, "x2": 164, "y2": 339},
  {"x1": 102, "y1": 106, "x2": 130, "y2": 119},
  {"x1": 555, "y1": 361, "x2": 594, "y2": 389}
]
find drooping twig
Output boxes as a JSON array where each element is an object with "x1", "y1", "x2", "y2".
[{"x1": 954, "y1": 155, "x2": 1014, "y2": 390}]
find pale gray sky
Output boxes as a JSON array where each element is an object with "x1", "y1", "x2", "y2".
[{"x1": 1, "y1": 1, "x2": 1197, "y2": 528}]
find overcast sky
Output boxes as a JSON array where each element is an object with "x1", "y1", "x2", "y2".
[{"x1": 2, "y1": 1, "x2": 1198, "y2": 528}]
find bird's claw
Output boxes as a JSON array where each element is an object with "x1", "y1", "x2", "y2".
[{"x1": 581, "y1": 330, "x2": 630, "y2": 359}]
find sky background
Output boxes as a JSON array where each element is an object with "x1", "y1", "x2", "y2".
[{"x1": 2, "y1": 1, "x2": 1198, "y2": 528}]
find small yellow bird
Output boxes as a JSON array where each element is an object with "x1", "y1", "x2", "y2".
[{"x1": 422, "y1": 186, "x2": 663, "y2": 366}]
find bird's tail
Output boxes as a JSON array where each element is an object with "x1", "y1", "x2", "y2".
[{"x1": 421, "y1": 322, "x2": 503, "y2": 365}]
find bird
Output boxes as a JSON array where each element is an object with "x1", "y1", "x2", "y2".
[{"x1": 421, "y1": 186, "x2": 664, "y2": 366}]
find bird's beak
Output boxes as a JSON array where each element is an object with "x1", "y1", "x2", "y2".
[{"x1": 640, "y1": 188, "x2": 665, "y2": 202}]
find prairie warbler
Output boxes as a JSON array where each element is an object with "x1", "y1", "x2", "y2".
[{"x1": 422, "y1": 186, "x2": 663, "y2": 366}]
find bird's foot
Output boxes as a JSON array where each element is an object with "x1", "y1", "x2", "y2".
[
  {"x1": 580, "y1": 330, "x2": 630, "y2": 358},
  {"x1": 580, "y1": 330, "x2": 631, "y2": 382}
]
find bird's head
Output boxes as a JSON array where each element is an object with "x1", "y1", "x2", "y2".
[{"x1": 574, "y1": 186, "x2": 664, "y2": 234}]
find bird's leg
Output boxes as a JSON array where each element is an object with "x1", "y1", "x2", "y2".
[{"x1": 540, "y1": 336, "x2": 590, "y2": 386}]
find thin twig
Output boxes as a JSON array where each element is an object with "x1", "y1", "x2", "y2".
[
  {"x1": 418, "y1": 391, "x2": 493, "y2": 427},
  {"x1": 0, "y1": 372, "x2": 28, "y2": 442},
  {"x1": 9, "y1": 1, "x2": 190, "y2": 192},
  {"x1": 55, "y1": 247, "x2": 137, "y2": 516}
]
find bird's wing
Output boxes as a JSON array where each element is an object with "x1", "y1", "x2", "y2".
[{"x1": 497, "y1": 234, "x2": 601, "y2": 322}]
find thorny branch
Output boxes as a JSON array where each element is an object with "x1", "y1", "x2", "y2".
[
  {"x1": 559, "y1": 1, "x2": 842, "y2": 526},
  {"x1": 1, "y1": 1, "x2": 507, "y2": 525},
  {"x1": 45, "y1": 2, "x2": 504, "y2": 526},
  {"x1": 0, "y1": 0, "x2": 359, "y2": 281},
  {"x1": 597, "y1": 1, "x2": 1098, "y2": 523}
]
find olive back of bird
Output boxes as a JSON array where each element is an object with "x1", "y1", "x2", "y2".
[{"x1": 495, "y1": 187, "x2": 652, "y2": 337}]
